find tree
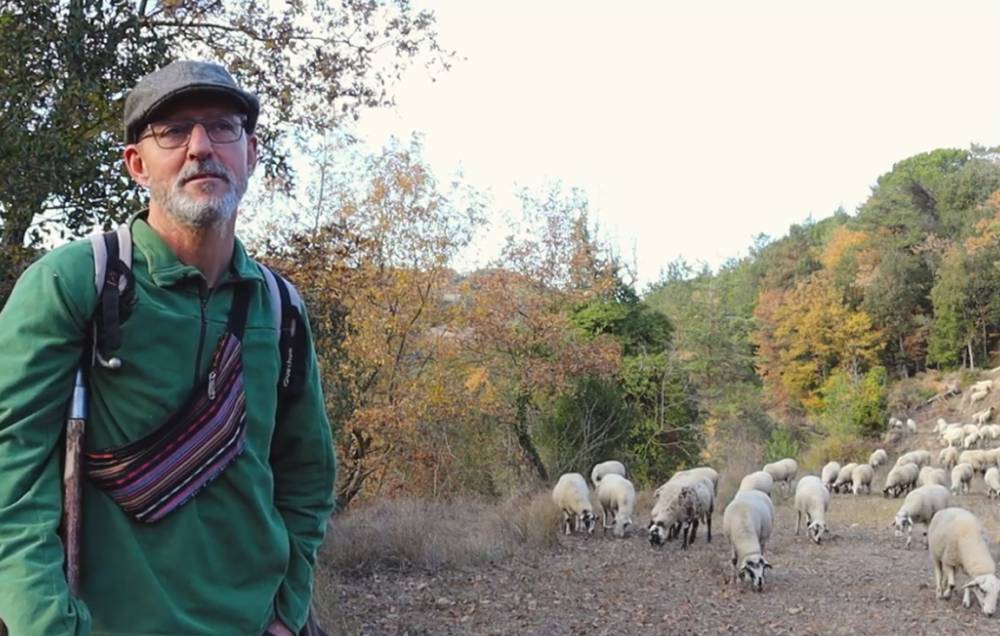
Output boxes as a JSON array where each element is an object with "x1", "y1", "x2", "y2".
[{"x1": 1, "y1": 0, "x2": 448, "y2": 251}]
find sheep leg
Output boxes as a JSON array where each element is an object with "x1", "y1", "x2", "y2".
[
  {"x1": 562, "y1": 511, "x2": 572, "y2": 535},
  {"x1": 943, "y1": 566, "x2": 955, "y2": 599},
  {"x1": 933, "y1": 558, "x2": 944, "y2": 599},
  {"x1": 706, "y1": 513, "x2": 712, "y2": 543},
  {"x1": 795, "y1": 510, "x2": 801, "y2": 535}
]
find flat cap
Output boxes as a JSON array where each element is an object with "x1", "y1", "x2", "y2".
[{"x1": 123, "y1": 60, "x2": 260, "y2": 144}]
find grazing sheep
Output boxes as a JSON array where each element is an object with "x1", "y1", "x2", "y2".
[
  {"x1": 552, "y1": 473, "x2": 596, "y2": 535},
  {"x1": 964, "y1": 423, "x2": 982, "y2": 437},
  {"x1": 896, "y1": 450, "x2": 932, "y2": 468},
  {"x1": 917, "y1": 466, "x2": 949, "y2": 489},
  {"x1": 973, "y1": 406, "x2": 994, "y2": 425},
  {"x1": 928, "y1": 507, "x2": 1000, "y2": 616},
  {"x1": 883, "y1": 462, "x2": 919, "y2": 498},
  {"x1": 590, "y1": 460, "x2": 627, "y2": 488},
  {"x1": 941, "y1": 427, "x2": 965, "y2": 448},
  {"x1": 981, "y1": 424, "x2": 1000, "y2": 441},
  {"x1": 934, "y1": 418, "x2": 949, "y2": 435},
  {"x1": 906, "y1": 418, "x2": 918, "y2": 434},
  {"x1": 938, "y1": 447, "x2": 960, "y2": 470},
  {"x1": 986, "y1": 468, "x2": 1000, "y2": 500},
  {"x1": 964, "y1": 432, "x2": 981, "y2": 450},
  {"x1": 958, "y1": 450, "x2": 989, "y2": 474},
  {"x1": 763, "y1": 458, "x2": 798, "y2": 493},
  {"x1": 821, "y1": 461, "x2": 842, "y2": 491},
  {"x1": 723, "y1": 490, "x2": 775, "y2": 592},
  {"x1": 951, "y1": 463, "x2": 974, "y2": 495},
  {"x1": 648, "y1": 476, "x2": 714, "y2": 549},
  {"x1": 851, "y1": 464, "x2": 875, "y2": 495},
  {"x1": 970, "y1": 389, "x2": 990, "y2": 407},
  {"x1": 833, "y1": 463, "x2": 858, "y2": 494},
  {"x1": 739, "y1": 471, "x2": 775, "y2": 496},
  {"x1": 794, "y1": 475, "x2": 831, "y2": 544},
  {"x1": 891, "y1": 484, "x2": 951, "y2": 550},
  {"x1": 596, "y1": 473, "x2": 636, "y2": 538},
  {"x1": 657, "y1": 466, "x2": 720, "y2": 497},
  {"x1": 869, "y1": 449, "x2": 888, "y2": 469}
]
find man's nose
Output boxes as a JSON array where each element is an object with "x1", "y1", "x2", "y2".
[{"x1": 186, "y1": 123, "x2": 214, "y2": 158}]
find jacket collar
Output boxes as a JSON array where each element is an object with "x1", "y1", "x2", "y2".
[{"x1": 128, "y1": 210, "x2": 263, "y2": 288}]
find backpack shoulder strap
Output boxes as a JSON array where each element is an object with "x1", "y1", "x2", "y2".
[
  {"x1": 257, "y1": 263, "x2": 307, "y2": 399},
  {"x1": 89, "y1": 225, "x2": 134, "y2": 369}
]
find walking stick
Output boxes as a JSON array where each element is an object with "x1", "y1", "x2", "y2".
[{"x1": 64, "y1": 367, "x2": 87, "y2": 595}]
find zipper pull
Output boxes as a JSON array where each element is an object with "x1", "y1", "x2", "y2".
[{"x1": 208, "y1": 370, "x2": 217, "y2": 400}]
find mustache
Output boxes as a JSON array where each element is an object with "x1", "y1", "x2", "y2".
[{"x1": 177, "y1": 160, "x2": 233, "y2": 186}]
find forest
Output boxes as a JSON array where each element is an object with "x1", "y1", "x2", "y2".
[{"x1": 5, "y1": 2, "x2": 1000, "y2": 512}]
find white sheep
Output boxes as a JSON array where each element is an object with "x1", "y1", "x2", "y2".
[
  {"x1": 951, "y1": 463, "x2": 974, "y2": 495},
  {"x1": 739, "y1": 470, "x2": 774, "y2": 496},
  {"x1": 917, "y1": 466, "x2": 949, "y2": 489},
  {"x1": 648, "y1": 476, "x2": 714, "y2": 549},
  {"x1": 981, "y1": 424, "x2": 1000, "y2": 441},
  {"x1": 883, "y1": 462, "x2": 919, "y2": 498},
  {"x1": 986, "y1": 468, "x2": 1000, "y2": 500},
  {"x1": 896, "y1": 450, "x2": 932, "y2": 468},
  {"x1": 906, "y1": 418, "x2": 918, "y2": 434},
  {"x1": 821, "y1": 461, "x2": 842, "y2": 491},
  {"x1": 958, "y1": 450, "x2": 989, "y2": 474},
  {"x1": 552, "y1": 473, "x2": 596, "y2": 535},
  {"x1": 941, "y1": 427, "x2": 965, "y2": 448},
  {"x1": 794, "y1": 475, "x2": 831, "y2": 544},
  {"x1": 964, "y1": 432, "x2": 981, "y2": 450},
  {"x1": 869, "y1": 449, "x2": 888, "y2": 469},
  {"x1": 964, "y1": 423, "x2": 981, "y2": 437},
  {"x1": 657, "y1": 466, "x2": 720, "y2": 497},
  {"x1": 590, "y1": 460, "x2": 627, "y2": 488},
  {"x1": 723, "y1": 489, "x2": 775, "y2": 592},
  {"x1": 596, "y1": 473, "x2": 636, "y2": 537},
  {"x1": 928, "y1": 507, "x2": 1000, "y2": 616},
  {"x1": 934, "y1": 418, "x2": 949, "y2": 435},
  {"x1": 833, "y1": 462, "x2": 858, "y2": 494},
  {"x1": 891, "y1": 483, "x2": 951, "y2": 549},
  {"x1": 762, "y1": 458, "x2": 798, "y2": 493},
  {"x1": 938, "y1": 447, "x2": 959, "y2": 470},
  {"x1": 973, "y1": 406, "x2": 994, "y2": 425},
  {"x1": 851, "y1": 464, "x2": 875, "y2": 495},
  {"x1": 970, "y1": 388, "x2": 990, "y2": 407}
]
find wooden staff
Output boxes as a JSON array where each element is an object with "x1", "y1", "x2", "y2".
[{"x1": 63, "y1": 367, "x2": 87, "y2": 596}]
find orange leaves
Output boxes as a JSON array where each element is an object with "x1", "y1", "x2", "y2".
[{"x1": 820, "y1": 226, "x2": 868, "y2": 272}]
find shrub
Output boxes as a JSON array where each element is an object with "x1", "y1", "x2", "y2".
[
  {"x1": 800, "y1": 432, "x2": 872, "y2": 471},
  {"x1": 765, "y1": 427, "x2": 800, "y2": 462}
]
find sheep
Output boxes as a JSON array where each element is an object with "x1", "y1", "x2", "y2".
[
  {"x1": 973, "y1": 406, "x2": 994, "y2": 425},
  {"x1": 648, "y1": 476, "x2": 714, "y2": 549},
  {"x1": 723, "y1": 489, "x2": 775, "y2": 592},
  {"x1": 739, "y1": 471, "x2": 774, "y2": 496},
  {"x1": 917, "y1": 466, "x2": 949, "y2": 489},
  {"x1": 941, "y1": 427, "x2": 965, "y2": 448},
  {"x1": 970, "y1": 388, "x2": 990, "y2": 407},
  {"x1": 964, "y1": 432, "x2": 981, "y2": 450},
  {"x1": 821, "y1": 461, "x2": 842, "y2": 491},
  {"x1": 883, "y1": 462, "x2": 919, "y2": 498},
  {"x1": 851, "y1": 464, "x2": 875, "y2": 495},
  {"x1": 951, "y1": 463, "x2": 974, "y2": 495},
  {"x1": 795, "y1": 475, "x2": 831, "y2": 544},
  {"x1": 590, "y1": 460, "x2": 626, "y2": 488},
  {"x1": 762, "y1": 458, "x2": 798, "y2": 493},
  {"x1": 981, "y1": 424, "x2": 1000, "y2": 441},
  {"x1": 958, "y1": 450, "x2": 989, "y2": 474},
  {"x1": 986, "y1": 467, "x2": 1000, "y2": 500},
  {"x1": 552, "y1": 473, "x2": 596, "y2": 535},
  {"x1": 906, "y1": 418, "x2": 918, "y2": 434},
  {"x1": 869, "y1": 449, "x2": 888, "y2": 469},
  {"x1": 891, "y1": 484, "x2": 951, "y2": 550},
  {"x1": 896, "y1": 450, "x2": 932, "y2": 468},
  {"x1": 934, "y1": 418, "x2": 949, "y2": 435},
  {"x1": 938, "y1": 447, "x2": 959, "y2": 470},
  {"x1": 596, "y1": 473, "x2": 636, "y2": 538},
  {"x1": 964, "y1": 423, "x2": 982, "y2": 437},
  {"x1": 971, "y1": 379, "x2": 994, "y2": 393},
  {"x1": 656, "y1": 466, "x2": 719, "y2": 497},
  {"x1": 833, "y1": 462, "x2": 858, "y2": 494},
  {"x1": 928, "y1": 507, "x2": 1000, "y2": 616}
]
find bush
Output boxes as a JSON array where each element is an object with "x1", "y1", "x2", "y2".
[
  {"x1": 800, "y1": 432, "x2": 872, "y2": 471},
  {"x1": 813, "y1": 366, "x2": 888, "y2": 438},
  {"x1": 765, "y1": 427, "x2": 800, "y2": 462}
]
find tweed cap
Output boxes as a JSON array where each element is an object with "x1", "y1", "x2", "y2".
[{"x1": 123, "y1": 60, "x2": 259, "y2": 144}]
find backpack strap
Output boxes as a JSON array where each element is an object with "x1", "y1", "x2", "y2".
[
  {"x1": 88, "y1": 226, "x2": 134, "y2": 369},
  {"x1": 257, "y1": 264, "x2": 308, "y2": 400}
]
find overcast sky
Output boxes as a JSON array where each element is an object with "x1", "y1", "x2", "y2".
[{"x1": 352, "y1": 0, "x2": 1000, "y2": 290}]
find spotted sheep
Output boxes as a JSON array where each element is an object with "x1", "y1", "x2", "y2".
[{"x1": 648, "y1": 475, "x2": 714, "y2": 549}]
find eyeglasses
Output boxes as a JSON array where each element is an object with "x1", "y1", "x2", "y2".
[{"x1": 140, "y1": 116, "x2": 247, "y2": 149}]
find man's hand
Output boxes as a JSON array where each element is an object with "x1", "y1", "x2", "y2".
[{"x1": 266, "y1": 620, "x2": 295, "y2": 636}]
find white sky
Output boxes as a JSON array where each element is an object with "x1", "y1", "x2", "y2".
[{"x1": 351, "y1": 0, "x2": 1000, "y2": 291}]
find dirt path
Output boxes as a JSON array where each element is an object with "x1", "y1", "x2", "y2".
[{"x1": 325, "y1": 484, "x2": 1000, "y2": 635}]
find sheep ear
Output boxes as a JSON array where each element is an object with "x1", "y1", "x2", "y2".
[{"x1": 762, "y1": 559, "x2": 773, "y2": 570}]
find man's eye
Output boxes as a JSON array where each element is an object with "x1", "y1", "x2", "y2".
[
  {"x1": 209, "y1": 120, "x2": 237, "y2": 134},
  {"x1": 158, "y1": 124, "x2": 189, "y2": 138}
]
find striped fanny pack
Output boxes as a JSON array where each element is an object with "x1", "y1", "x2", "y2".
[{"x1": 84, "y1": 287, "x2": 251, "y2": 523}]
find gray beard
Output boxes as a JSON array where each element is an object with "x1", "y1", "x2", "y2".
[{"x1": 149, "y1": 160, "x2": 247, "y2": 229}]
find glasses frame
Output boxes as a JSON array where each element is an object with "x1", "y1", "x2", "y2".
[{"x1": 139, "y1": 116, "x2": 248, "y2": 149}]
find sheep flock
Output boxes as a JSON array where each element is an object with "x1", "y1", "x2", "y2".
[{"x1": 551, "y1": 411, "x2": 1000, "y2": 618}]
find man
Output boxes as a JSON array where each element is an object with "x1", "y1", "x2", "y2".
[{"x1": 0, "y1": 61, "x2": 335, "y2": 635}]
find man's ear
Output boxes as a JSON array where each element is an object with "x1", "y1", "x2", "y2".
[
  {"x1": 123, "y1": 145, "x2": 151, "y2": 186},
  {"x1": 246, "y1": 133, "x2": 258, "y2": 174}
]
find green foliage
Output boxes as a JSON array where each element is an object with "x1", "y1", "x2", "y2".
[
  {"x1": 800, "y1": 433, "x2": 873, "y2": 471},
  {"x1": 928, "y1": 248, "x2": 970, "y2": 368},
  {"x1": 765, "y1": 428, "x2": 800, "y2": 462},
  {"x1": 813, "y1": 366, "x2": 888, "y2": 438},
  {"x1": 571, "y1": 293, "x2": 672, "y2": 355}
]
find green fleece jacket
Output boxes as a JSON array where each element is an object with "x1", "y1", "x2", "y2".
[{"x1": 0, "y1": 215, "x2": 336, "y2": 635}]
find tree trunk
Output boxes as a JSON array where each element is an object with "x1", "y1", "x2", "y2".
[{"x1": 513, "y1": 392, "x2": 548, "y2": 482}]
